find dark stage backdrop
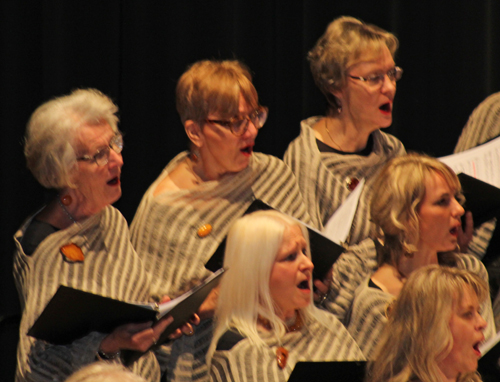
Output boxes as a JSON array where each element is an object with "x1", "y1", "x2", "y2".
[{"x1": 1, "y1": 0, "x2": 500, "y2": 378}]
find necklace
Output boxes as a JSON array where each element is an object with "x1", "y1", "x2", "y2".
[
  {"x1": 324, "y1": 118, "x2": 344, "y2": 152},
  {"x1": 57, "y1": 196, "x2": 77, "y2": 224},
  {"x1": 57, "y1": 196, "x2": 85, "y2": 262},
  {"x1": 258, "y1": 311, "x2": 304, "y2": 369}
]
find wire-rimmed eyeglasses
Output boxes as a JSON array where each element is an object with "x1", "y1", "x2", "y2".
[
  {"x1": 348, "y1": 66, "x2": 403, "y2": 87},
  {"x1": 77, "y1": 134, "x2": 123, "y2": 166}
]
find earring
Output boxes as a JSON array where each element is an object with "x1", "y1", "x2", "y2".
[
  {"x1": 61, "y1": 194, "x2": 72, "y2": 206},
  {"x1": 191, "y1": 149, "x2": 201, "y2": 162}
]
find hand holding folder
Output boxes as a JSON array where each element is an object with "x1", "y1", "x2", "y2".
[{"x1": 28, "y1": 268, "x2": 225, "y2": 363}]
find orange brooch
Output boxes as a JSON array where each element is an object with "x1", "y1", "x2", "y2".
[{"x1": 60, "y1": 243, "x2": 84, "y2": 262}]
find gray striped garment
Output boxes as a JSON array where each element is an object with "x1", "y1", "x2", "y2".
[
  {"x1": 453, "y1": 92, "x2": 500, "y2": 260},
  {"x1": 324, "y1": 239, "x2": 379, "y2": 324},
  {"x1": 130, "y1": 151, "x2": 310, "y2": 382},
  {"x1": 210, "y1": 309, "x2": 365, "y2": 382},
  {"x1": 453, "y1": 92, "x2": 500, "y2": 328},
  {"x1": 346, "y1": 245, "x2": 496, "y2": 359},
  {"x1": 283, "y1": 116, "x2": 405, "y2": 245},
  {"x1": 13, "y1": 206, "x2": 160, "y2": 382}
]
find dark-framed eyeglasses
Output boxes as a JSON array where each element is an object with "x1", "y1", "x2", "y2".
[
  {"x1": 77, "y1": 134, "x2": 123, "y2": 166},
  {"x1": 348, "y1": 66, "x2": 403, "y2": 87},
  {"x1": 205, "y1": 106, "x2": 268, "y2": 136}
]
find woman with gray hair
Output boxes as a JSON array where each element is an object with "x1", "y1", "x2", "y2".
[
  {"x1": 14, "y1": 89, "x2": 186, "y2": 382},
  {"x1": 284, "y1": 15, "x2": 405, "y2": 243},
  {"x1": 344, "y1": 153, "x2": 494, "y2": 359},
  {"x1": 208, "y1": 210, "x2": 364, "y2": 382},
  {"x1": 367, "y1": 265, "x2": 487, "y2": 382}
]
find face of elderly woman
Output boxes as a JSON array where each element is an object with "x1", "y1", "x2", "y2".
[
  {"x1": 269, "y1": 224, "x2": 314, "y2": 320},
  {"x1": 335, "y1": 45, "x2": 397, "y2": 132},
  {"x1": 417, "y1": 172, "x2": 464, "y2": 255},
  {"x1": 198, "y1": 95, "x2": 259, "y2": 179},
  {"x1": 438, "y1": 286, "x2": 486, "y2": 380},
  {"x1": 72, "y1": 123, "x2": 123, "y2": 215}
]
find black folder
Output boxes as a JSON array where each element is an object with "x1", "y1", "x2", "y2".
[
  {"x1": 205, "y1": 199, "x2": 345, "y2": 281},
  {"x1": 28, "y1": 268, "x2": 225, "y2": 357},
  {"x1": 478, "y1": 333, "x2": 500, "y2": 382},
  {"x1": 288, "y1": 361, "x2": 366, "y2": 382},
  {"x1": 458, "y1": 173, "x2": 500, "y2": 227}
]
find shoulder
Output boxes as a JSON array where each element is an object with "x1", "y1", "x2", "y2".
[
  {"x1": 284, "y1": 117, "x2": 322, "y2": 154},
  {"x1": 215, "y1": 329, "x2": 246, "y2": 351},
  {"x1": 456, "y1": 253, "x2": 488, "y2": 278},
  {"x1": 373, "y1": 130, "x2": 406, "y2": 155}
]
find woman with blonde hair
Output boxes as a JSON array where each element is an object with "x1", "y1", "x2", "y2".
[
  {"x1": 342, "y1": 153, "x2": 495, "y2": 358},
  {"x1": 209, "y1": 210, "x2": 364, "y2": 382},
  {"x1": 284, "y1": 15, "x2": 405, "y2": 242},
  {"x1": 367, "y1": 265, "x2": 487, "y2": 382}
]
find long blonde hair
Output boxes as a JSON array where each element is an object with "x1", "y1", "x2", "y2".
[
  {"x1": 367, "y1": 265, "x2": 487, "y2": 382},
  {"x1": 208, "y1": 210, "x2": 326, "y2": 360}
]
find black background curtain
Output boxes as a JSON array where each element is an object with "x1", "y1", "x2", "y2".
[{"x1": 1, "y1": 0, "x2": 499, "y2": 376}]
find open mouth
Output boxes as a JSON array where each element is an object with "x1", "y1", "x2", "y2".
[
  {"x1": 297, "y1": 280, "x2": 310, "y2": 290},
  {"x1": 450, "y1": 226, "x2": 459, "y2": 236},
  {"x1": 241, "y1": 145, "x2": 253, "y2": 155},
  {"x1": 379, "y1": 103, "x2": 391, "y2": 113},
  {"x1": 107, "y1": 177, "x2": 120, "y2": 186},
  {"x1": 473, "y1": 342, "x2": 482, "y2": 357}
]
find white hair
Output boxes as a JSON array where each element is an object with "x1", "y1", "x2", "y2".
[
  {"x1": 208, "y1": 210, "x2": 328, "y2": 361},
  {"x1": 24, "y1": 88, "x2": 119, "y2": 189}
]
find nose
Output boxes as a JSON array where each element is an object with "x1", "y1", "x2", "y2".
[
  {"x1": 299, "y1": 253, "x2": 314, "y2": 272},
  {"x1": 108, "y1": 148, "x2": 123, "y2": 168},
  {"x1": 380, "y1": 74, "x2": 396, "y2": 98},
  {"x1": 243, "y1": 118, "x2": 259, "y2": 139},
  {"x1": 452, "y1": 197, "x2": 465, "y2": 218},
  {"x1": 477, "y1": 313, "x2": 487, "y2": 331}
]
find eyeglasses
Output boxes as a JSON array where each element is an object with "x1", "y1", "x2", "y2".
[
  {"x1": 348, "y1": 66, "x2": 403, "y2": 87},
  {"x1": 77, "y1": 134, "x2": 123, "y2": 166},
  {"x1": 205, "y1": 106, "x2": 268, "y2": 136}
]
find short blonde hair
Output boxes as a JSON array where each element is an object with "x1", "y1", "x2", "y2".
[
  {"x1": 24, "y1": 88, "x2": 119, "y2": 190},
  {"x1": 367, "y1": 265, "x2": 487, "y2": 382},
  {"x1": 370, "y1": 153, "x2": 462, "y2": 266},
  {"x1": 308, "y1": 16, "x2": 398, "y2": 112},
  {"x1": 175, "y1": 59, "x2": 259, "y2": 124}
]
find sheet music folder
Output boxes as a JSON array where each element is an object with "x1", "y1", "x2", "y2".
[
  {"x1": 205, "y1": 199, "x2": 345, "y2": 281},
  {"x1": 28, "y1": 268, "x2": 225, "y2": 354},
  {"x1": 288, "y1": 361, "x2": 366, "y2": 382},
  {"x1": 458, "y1": 173, "x2": 500, "y2": 227}
]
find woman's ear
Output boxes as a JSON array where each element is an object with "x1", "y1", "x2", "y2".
[{"x1": 185, "y1": 120, "x2": 203, "y2": 148}]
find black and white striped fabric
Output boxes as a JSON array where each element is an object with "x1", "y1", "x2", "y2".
[
  {"x1": 13, "y1": 206, "x2": 160, "y2": 382},
  {"x1": 130, "y1": 151, "x2": 310, "y2": 382},
  {"x1": 210, "y1": 309, "x2": 364, "y2": 382},
  {"x1": 284, "y1": 116, "x2": 405, "y2": 246},
  {"x1": 346, "y1": 244, "x2": 496, "y2": 359}
]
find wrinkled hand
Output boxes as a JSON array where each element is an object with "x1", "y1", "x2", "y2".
[
  {"x1": 457, "y1": 211, "x2": 473, "y2": 253},
  {"x1": 158, "y1": 295, "x2": 201, "y2": 340},
  {"x1": 197, "y1": 285, "x2": 220, "y2": 320},
  {"x1": 313, "y1": 268, "x2": 333, "y2": 305},
  {"x1": 100, "y1": 317, "x2": 173, "y2": 354}
]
